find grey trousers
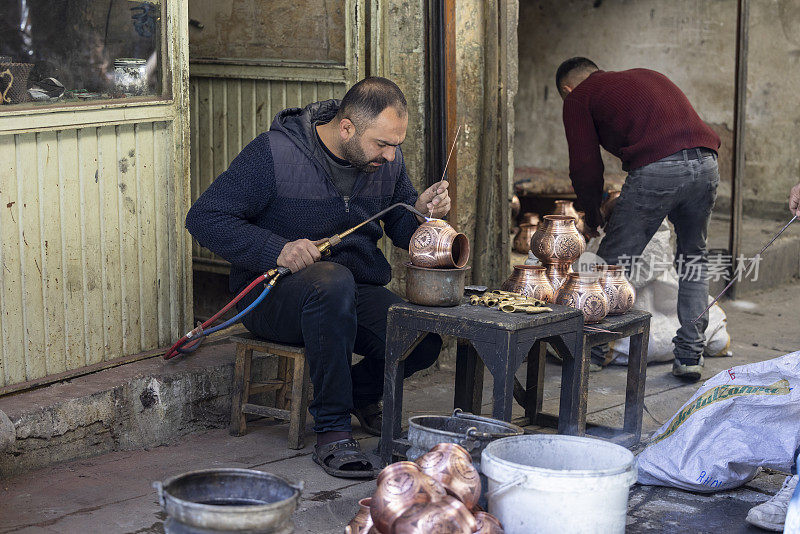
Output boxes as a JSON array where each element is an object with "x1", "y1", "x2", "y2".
[{"x1": 596, "y1": 148, "x2": 719, "y2": 364}]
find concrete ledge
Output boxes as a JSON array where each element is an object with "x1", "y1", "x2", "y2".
[{"x1": 0, "y1": 340, "x2": 259, "y2": 478}]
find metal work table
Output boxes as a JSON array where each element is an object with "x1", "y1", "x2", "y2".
[{"x1": 379, "y1": 301, "x2": 584, "y2": 465}]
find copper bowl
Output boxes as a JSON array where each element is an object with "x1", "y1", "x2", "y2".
[
  {"x1": 474, "y1": 511, "x2": 504, "y2": 533},
  {"x1": 345, "y1": 497, "x2": 374, "y2": 534},
  {"x1": 405, "y1": 263, "x2": 470, "y2": 307},
  {"x1": 415, "y1": 444, "x2": 481, "y2": 510},
  {"x1": 530, "y1": 215, "x2": 586, "y2": 266},
  {"x1": 601, "y1": 265, "x2": 636, "y2": 315},
  {"x1": 501, "y1": 265, "x2": 555, "y2": 303},
  {"x1": 409, "y1": 219, "x2": 470, "y2": 269},
  {"x1": 555, "y1": 272, "x2": 609, "y2": 324},
  {"x1": 512, "y1": 223, "x2": 537, "y2": 254},
  {"x1": 371, "y1": 462, "x2": 443, "y2": 533},
  {"x1": 393, "y1": 496, "x2": 476, "y2": 534}
]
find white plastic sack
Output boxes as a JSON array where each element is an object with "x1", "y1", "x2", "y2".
[
  {"x1": 584, "y1": 220, "x2": 730, "y2": 364},
  {"x1": 636, "y1": 351, "x2": 800, "y2": 492}
]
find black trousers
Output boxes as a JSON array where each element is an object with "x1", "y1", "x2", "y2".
[{"x1": 238, "y1": 262, "x2": 442, "y2": 432}]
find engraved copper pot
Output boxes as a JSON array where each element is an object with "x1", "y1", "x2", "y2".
[
  {"x1": 552, "y1": 200, "x2": 585, "y2": 234},
  {"x1": 519, "y1": 212, "x2": 539, "y2": 226},
  {"x1": 530, "y1": 215, "x2": 586, "y2": 267},
  {"x1": 409, "y1": 219, "x2": 470, "y2": 269},
  {"x1": 474, "y1": 511, "x2": 504, "y2": 534},
  {"x1": 371, "y1": 462, "x2": 444, "y2": 533},
  {"x1": 500, "y1": 265, "x2": 555, "y2": 303},
  {"x1": 601, "y1": 265, "x2": 636, "y2": 315},
  {"x1": 345, "y1": 498, "x2": 374, "y2": 534},
  {"x1": 415, "y1": 443, "x2": 481, "y2": 510},
  {"x1": 512, "y1": 223, "x2": 537, "y2": 254},
  {"x1": 544, "y1": 263, "x2": 573, "y2": 291},
  {"x1": 555, "y1": 272, "x2": 609, "y2": 324},
  {"x1": 392, "y1": 496, "x2": 476, "y2": 534}
]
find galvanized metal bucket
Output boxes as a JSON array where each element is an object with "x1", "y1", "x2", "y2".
[
  {"x1": 154, "y1": 468, "x2": 302, "y2": 533},
  {"x1": 406, "y1": 409, "x2": 523, "y2": 469}
]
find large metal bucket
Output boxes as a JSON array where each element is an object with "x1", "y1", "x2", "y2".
[
  {"x1": 154, "y1": 468, "x2": 302, "y2": 533},
  {"x1": 406, "y1": 409, "x2": 524, "y2": 469}
]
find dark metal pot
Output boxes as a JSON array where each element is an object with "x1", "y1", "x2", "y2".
[
  {"x1": 405, "y1": 263, "x2": 469, "y2": 307},
  {"x1": 154, "y1": 468, "x2": 302, "y2": 533}
]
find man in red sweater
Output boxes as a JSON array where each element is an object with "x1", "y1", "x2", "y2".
[{"x1": 557, "y1": 57, "x2": 721, "y2": 381}]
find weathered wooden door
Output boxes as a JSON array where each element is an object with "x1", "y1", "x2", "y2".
[
  {"x1": 0, "y1": 0, "x2": 191, "y2": 392},
  {"x1": 188, "y1": 0, "x2": 365, "y2": 272}
]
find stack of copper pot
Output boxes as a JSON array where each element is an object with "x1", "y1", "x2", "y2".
[
  {"x1": 503, "y1": 203, "x2": 636, "y2": 324},
  {"x1": 345, "y1": 443, "x2": 504, "y2": 534}
]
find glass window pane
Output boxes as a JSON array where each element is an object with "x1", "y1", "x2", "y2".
[{"x1": 0, "y1": 0, "x2": 167, "y2": 109}]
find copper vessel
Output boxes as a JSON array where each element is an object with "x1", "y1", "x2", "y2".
[
  {"x1": 345, "y1": 497, "x2": 374, "y2": 534},
  {"x1": 501, "y1": 265, "x2": 555, "y2": 303},
  {"x1": 371, "y1": 462, "x2": 443, "y2": 533},
  {"x1": 409, "y1": 219, "x2": 470, "y2": 269},
  {"x1": 415, "y1": 444, "x2": 481, "y2": 510},
  {"x1": 552, "y1": 200, "x2": 585, "y2": 234},
  {"x1": 544, "y1": 263, "x2": 573, "y2": 291},
  {"x1": 601, "y1": 265, "x2": 636, "y2": 315},
  {"x1": 405, "y1": 263, "x2": 470, "y2": 307},
  {"x1": 555, "y1": 272, "x2": 609, "y2": 324},
  {"x1": 474, "y1": 512, "x2": 504, "y2": 534},
  {"x1": 530, "y1": 215, "x2": 585, "y2": 267},
  {"x1": 519, "y1": 212, "x2": 539, "y2": 226},
  {"x1": 512, "y1": 223, "x2": 536, "y2": 254},
  {"x1": 601, "y1": 189, "x2": 621, "y2": 221},
  {"x1": 392, "y1": 496, "x2": 476, "y2": 534},
  {"x1": 510, "y1": 195, "x2": 520, "y2": 219}
]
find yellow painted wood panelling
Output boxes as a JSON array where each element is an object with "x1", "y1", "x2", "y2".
[
  {"x1": 188, "y1": 77, "x2": 346, "y2": 266},
  {"x1": 0, "y1": 124, "x2": 187, "y2": 388}
]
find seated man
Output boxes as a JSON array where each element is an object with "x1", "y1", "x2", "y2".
[{"x1": 186, "y1": 77, "x2": 448, "y2": 478}]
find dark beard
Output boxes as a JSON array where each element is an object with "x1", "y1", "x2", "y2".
[{"x1": 341, "y1": 136, "x2": 387, "y2": 173}]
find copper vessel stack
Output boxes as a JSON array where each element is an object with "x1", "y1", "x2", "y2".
[
  {"x1": 345, "y1": 443, "x2": 504, "y2": 534},
  {"x1": 406, "y1": 219, "x2": 471, "y2": 307},
  {"x1": 505, "y1": 199, "x2": 636, "y2": 324}
]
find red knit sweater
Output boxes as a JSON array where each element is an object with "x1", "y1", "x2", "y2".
[{"x1": 562, "y1": 69, "x2": 721, "y2": 229}]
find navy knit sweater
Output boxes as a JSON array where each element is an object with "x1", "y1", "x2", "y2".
[{"x1": 185, "y1": 100, "x2": 421, "y2": 292}]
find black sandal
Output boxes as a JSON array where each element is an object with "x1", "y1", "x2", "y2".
[
  {"x1": 351, "y1": 403, "x2": 382, "y2": 436},
  {"x1": 312, "y1": 438, "x2": 378, "y2": 479}
]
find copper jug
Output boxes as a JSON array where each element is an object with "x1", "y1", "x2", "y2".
[
  {"x1": 345, "y1": 497, "x2": 374, "y2": 534},
  {"x1": 501, "y1": 265, "x2": 555, "y2": 303},
  {"x1": 512, "y1": 223, "x2": 536, "y2": 254},
  {"x1": 555, "y1": 272, "x2": 609, "y2": 324},
  {"x1": 601, "y1": 265, "x2": 636, "y2": 315},
  {"x1": 409, "y1": 219, "x2": 470, "y2": 269},
  {"x1": 530, "y1": 215, "x2": 585, "y2": 267}
]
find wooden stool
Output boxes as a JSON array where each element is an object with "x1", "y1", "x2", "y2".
[{"x1": 229, "y1": 334, "x2": 311, "y2": 449}]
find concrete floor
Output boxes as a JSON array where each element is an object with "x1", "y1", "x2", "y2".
[{"x1": 1, "y1": 278, "x2": 799, "y2": 533}]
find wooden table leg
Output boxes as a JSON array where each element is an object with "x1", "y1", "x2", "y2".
[
  {"x1": 380, "y1": 316, "x2": 424, "y2": 466},
  {"x1": 623, "y1": 321, "x2": 650, "y2": 442},
  {"x1": 525, "y1": 340, "x2": 547, "y2": 422},
  {"x1": 454, "y1": 340, "x2": 484, "y2": 414},
  {"x1": 554, "y1": 320, "x2": 586, "y2": 435}
]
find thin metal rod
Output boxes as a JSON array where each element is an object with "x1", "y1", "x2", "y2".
[
  {"x1": 338, "y1": 202, "x2": 427, "y2": 239},
  {"x1": 694, "y1": 214, "x2": 797, "y2": 322},
  {"x1": 430, "y1": 124, "x2": 461, "y2": 217}
]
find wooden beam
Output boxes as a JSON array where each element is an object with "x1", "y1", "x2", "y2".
[{"x1": 444, "y1": 0, "x2": 458, "y2": 228}]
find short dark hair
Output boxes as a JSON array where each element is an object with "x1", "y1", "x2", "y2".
[
  {"x1": 555, "y1": 57, "x2": 599, "y2": 93},
  {"x1": 336, "y1": 77, "x2": 408, "y2": 128}
]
